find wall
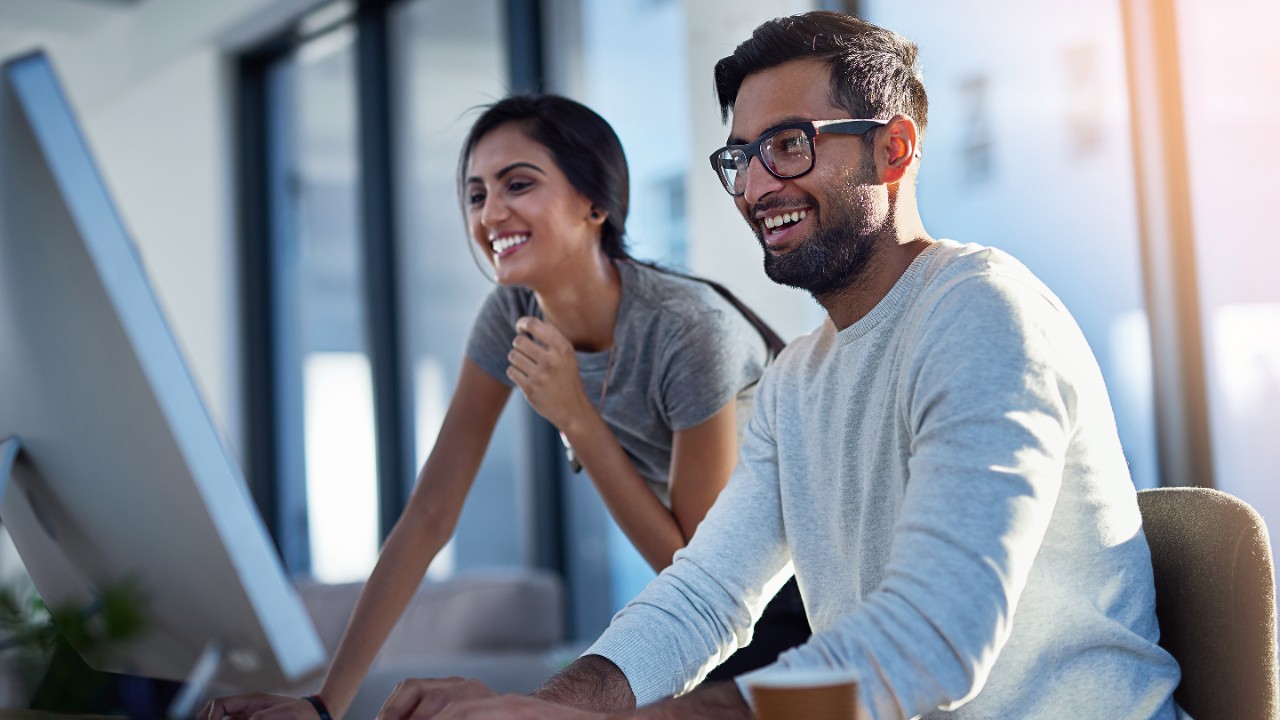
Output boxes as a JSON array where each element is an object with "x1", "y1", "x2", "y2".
[{"x1": 0, "y1": 0, "x2": 324, "y2": 462}]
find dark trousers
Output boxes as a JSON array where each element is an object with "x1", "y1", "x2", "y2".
[{"x1": 704, "y1": 577, "x2": 810, "y2": 682}]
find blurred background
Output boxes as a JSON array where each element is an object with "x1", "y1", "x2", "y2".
[{"x1": 0, "y1": 0, "x2": 1276, "y2": 646}]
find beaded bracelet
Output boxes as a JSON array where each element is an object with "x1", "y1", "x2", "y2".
[{"x1": 302, "y1": 694, "x2": 334, "y2": 720}]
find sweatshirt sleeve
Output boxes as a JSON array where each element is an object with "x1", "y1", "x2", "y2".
[
  {"x1": 764, "y1": 272, "x2": 1082, "y2": 718},
  {"x1": 584, "y1": 366, "x2": 794, "y2": 704}
]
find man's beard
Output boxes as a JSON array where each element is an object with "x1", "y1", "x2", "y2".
[
  {"x1": 758, "y1": 156, "x2": 884, "y2": 297},
  {"x1": 761, "y1": 210, "x2": 878, "y2": 296}
]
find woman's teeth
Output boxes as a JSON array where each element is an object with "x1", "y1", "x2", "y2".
[
  {"x1": 764, "y1": 210, "x2": 807, "y2": 232},
  {"x1": 491, "y1": 234, "x2": 530, "y2": 254}
]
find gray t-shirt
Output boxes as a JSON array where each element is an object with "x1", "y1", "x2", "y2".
[{"x1": 465, "y1": 260, "x2": 769, "y2": 505}]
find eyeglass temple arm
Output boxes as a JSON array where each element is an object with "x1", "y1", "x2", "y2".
[{"x1": 813, "y1": 119, "x2": 886, "y2": 136}]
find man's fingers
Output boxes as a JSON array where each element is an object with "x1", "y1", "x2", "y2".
[
  {"x1": 377, "y1": 679, "x2": 420, "y2": 720},
  {"x1": 377, "y1": 677, "x2": 484, "y2": 720}
]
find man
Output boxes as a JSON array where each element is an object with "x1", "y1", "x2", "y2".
[{"x1": 377, "y1": 11, "x2": 1182, "y2": 719}]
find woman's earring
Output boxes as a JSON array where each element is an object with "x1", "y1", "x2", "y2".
[{"x1": 590, "y1": 209, "x2": 602, "y2": 219}]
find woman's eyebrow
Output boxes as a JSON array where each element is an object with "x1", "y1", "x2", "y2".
[{"x1": 467, "y1": 161, "x2": 547, "y2": 185}]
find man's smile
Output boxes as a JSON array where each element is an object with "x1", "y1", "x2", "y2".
[{"x1": 755, "y1": 207, "x2": 812, "y2": 251}]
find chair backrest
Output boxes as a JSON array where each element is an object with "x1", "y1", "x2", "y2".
[{"x1": 1137, "y1": 487, "x2": 1279, "y2": 720}]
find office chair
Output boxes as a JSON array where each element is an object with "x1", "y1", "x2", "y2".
[{"x1": 1137, "y1": 487, "x2": 1279, "y2": 720}]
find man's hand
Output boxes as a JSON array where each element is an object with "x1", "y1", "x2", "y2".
[
  {"x1": 375, "y1": 677, "x2": 497, "y2": 720},
  {"x1": 417, "y1": 694, "x2": 613, "y2": 720},
  {"x1": 200, "y1": 692, "x2": 318, "y2": 720}
]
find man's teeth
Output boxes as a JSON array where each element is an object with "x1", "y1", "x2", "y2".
[
  {"x1": 491, "y1": 234, "x2": 530, "y2": 253},
  {"x1": 763, "y1": 210, "x2": 808, "y2": 231}
]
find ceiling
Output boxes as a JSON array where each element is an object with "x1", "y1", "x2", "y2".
[{"x1": 0, "y1": 0, "x2": 142, "y2": 38}]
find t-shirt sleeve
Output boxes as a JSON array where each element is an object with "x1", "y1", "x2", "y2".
[
  {"x1": 463, "y1": 287, "x2": 531, "y2": 388},
  {"x1": 658, "y1": 304, "x2": 768, "y2": 432}
]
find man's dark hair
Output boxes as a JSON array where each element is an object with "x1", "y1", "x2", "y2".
[{"x1": 713, "y1": 11, "x2": 928, "y2": 138}]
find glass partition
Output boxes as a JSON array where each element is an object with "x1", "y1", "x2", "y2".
[
  {"x1": 861, "y1": 0, "x2": 1160, "y2": 489},
  {"x1": 1179, "y1": 0, "x2": 1280, "y2": 581},
  {"x1": 267, "y1": 18, "x2": 380, "y2": 583},
  {"x1": 390, "y1": 0, "x2": 525, "y2": 579}
]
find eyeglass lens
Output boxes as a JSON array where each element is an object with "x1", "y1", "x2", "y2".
[{"x1": 717, "y1": 127, "x2": 814, "y2": 195}]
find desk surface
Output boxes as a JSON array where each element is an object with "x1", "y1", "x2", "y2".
[{"x1": 0, "y1": 707, "x2": 124, "y2": 712}]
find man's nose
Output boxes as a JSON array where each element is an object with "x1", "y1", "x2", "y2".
[{"x1": 742, "y1": 156, "x2": 784, "y2": 205}]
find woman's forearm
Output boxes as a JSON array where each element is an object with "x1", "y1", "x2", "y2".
[
  {"x1": 317, "y1": 359, "x2": 510, "y2": 718},
  {"x1": 316, "y1": 514, "x2": 452, "y2": 718},
  {"x1": 563, "y1": 400, "x2": 739, "y2": 574},
  {"x1": 562, "y1": 411, "x2": 687, "y2": 572}
]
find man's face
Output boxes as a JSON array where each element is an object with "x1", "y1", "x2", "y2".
[{"x1": 727, "y1": 59, "x2": 890, "y2": 296}]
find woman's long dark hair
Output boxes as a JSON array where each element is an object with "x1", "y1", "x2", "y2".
[{"x1": 459, "y1": 94, "x2": 786, "y2": 358}]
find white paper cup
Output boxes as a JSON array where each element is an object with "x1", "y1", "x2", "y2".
[{"x1": 747, "y1": 668, "x2": 860, "y2": 720}]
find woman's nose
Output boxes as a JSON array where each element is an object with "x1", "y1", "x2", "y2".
[{"x1": 480, "y1": 193, "x2": 509, "y2": 227}]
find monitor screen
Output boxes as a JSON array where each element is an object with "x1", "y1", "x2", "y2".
[{"x1": 0, "y1": 50, "x2": 325, "y2": 694}]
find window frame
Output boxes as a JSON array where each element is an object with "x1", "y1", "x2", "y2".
[{"x1": 234, "y1": 0, "x2": 565, "y2": 577}]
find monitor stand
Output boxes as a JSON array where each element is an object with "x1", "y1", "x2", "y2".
[
  {"x1": 0, "y1": 436, "x2": 17, "y2": 505},
  {"x1": 0, "y1": 434, "x2": 89, "y2": 609},
  {"x1": 0, "y1": 435, "x2": 225, "y2": 718},
  {"x1": 166, "y1": 640, "x2": 222, "y2": 719}
]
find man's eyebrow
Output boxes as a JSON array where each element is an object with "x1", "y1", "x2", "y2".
[
  {"x1": 725, "y1": 116, "x2": 811, "y2": 147},
  {"x1": 466, "y1": 161, "x2": 547, "y2": 185}
]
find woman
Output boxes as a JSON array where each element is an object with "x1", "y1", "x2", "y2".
[{"x1": 205, "y1": 95, "x2": 805, "y2": 720}]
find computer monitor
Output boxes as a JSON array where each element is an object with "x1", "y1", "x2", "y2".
[{"x1": 0, "y1": 50, "x2": 325, "y2": 698}]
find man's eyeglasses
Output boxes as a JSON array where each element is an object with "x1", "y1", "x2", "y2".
[{"x1": 709, "y1": 119, "x2": 886, "y2": 197}]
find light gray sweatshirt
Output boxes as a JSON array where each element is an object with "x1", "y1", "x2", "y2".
[{"x1": 586, "y1": 240, "x2": 1182, "y2": 719}]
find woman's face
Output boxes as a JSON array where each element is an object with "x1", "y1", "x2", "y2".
[{"x1": 465, "y1": 123, "x2": 602, "y2": 289}]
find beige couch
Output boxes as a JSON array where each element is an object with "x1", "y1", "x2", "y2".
[{"x1": 289, "y1": 568, "x2": 567, "y2": 719}]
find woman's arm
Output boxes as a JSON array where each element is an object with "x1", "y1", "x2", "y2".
[
  {"x1": 508, "y1": 316, "x2": 739, "y2": 572},
  {"x1": 204, "y1": 359, "x2": 510, "y2": 720},
  {"x1": 666, "y1": 401, "x2": 740, "y2": 541},
  {"x1": 316, "y1": 359, "x2": 511, "y2": 718},
  {"x1": 562, "y1": 398, "x2": 738, "y2": 573}
]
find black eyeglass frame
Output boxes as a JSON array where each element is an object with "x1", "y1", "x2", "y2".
[{"x1": 709, "y1": 118, "x2": 887, "y2": 197}]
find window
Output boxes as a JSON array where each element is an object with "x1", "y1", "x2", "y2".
[
  {"x1": 862, "y1": 0, "x2": 1160, "y2": 488},
  {"x1": 389, "y1": 0, "x2": 524, "y2": 579},
  {"x1": 255, "y1": 9, "x2": 379, "y2": 582},
  {"x1": 239, "y1": 0, "x2": 524, "y2": 583},
  {"x1": 1064, "y1": 43, "x2": 1106, "y2": 158},
  {"x1": 958, "y1": 75, "x2": 994, "y2": 185},
  {"x1": 572, "y1": 0, "x2": 692, "y2": 271},
  {"x1": 1178, "y1": 0, "x2": 1280, "y2": 579}
]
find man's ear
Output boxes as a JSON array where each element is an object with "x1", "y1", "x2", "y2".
[{"x1": 879, "y1": 114, "x2": 919, "y2": 184}]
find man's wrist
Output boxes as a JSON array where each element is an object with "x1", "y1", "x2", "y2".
[
  {"x1": 634, "y1": 681, "x2": 751, "y2": 720},
  {"x1": 302, "y1": 694, "x2": 333, "y2": 720},
  {"x1": 533, "y1": 654, "x2": 635, "y2": 712}
]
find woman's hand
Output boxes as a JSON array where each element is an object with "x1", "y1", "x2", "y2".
[
  {"x1": 375, "y1": 677, "x2": 497, "y2": 720},
  {"x1": 388, "y1": 691, "x2": 611, "y2": 720},
  {"x1": 201, "y1": 692, "x2": 319, "y2": 720},
  {"x1": 507, "y1": 316, "x2": 594, "y2": 431}
]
